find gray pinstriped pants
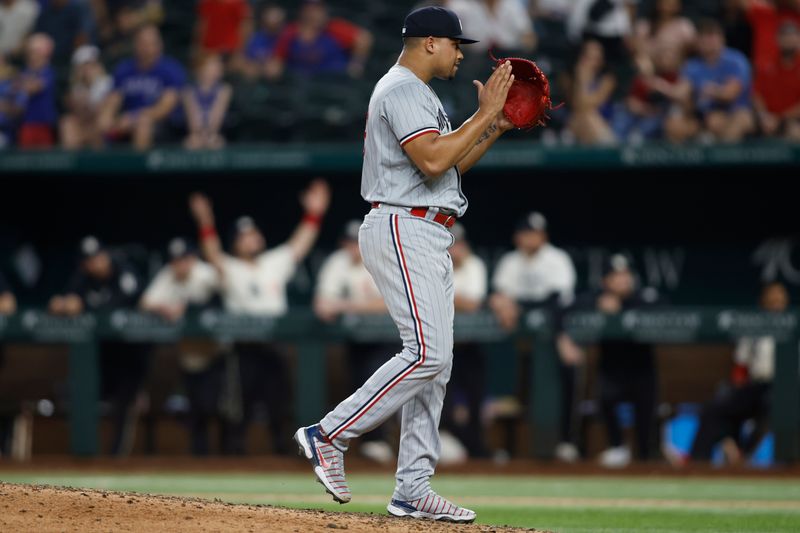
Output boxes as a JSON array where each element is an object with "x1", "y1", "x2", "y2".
[{"x1": 319, "y1": 206, "x2": 455, "y2": 501}]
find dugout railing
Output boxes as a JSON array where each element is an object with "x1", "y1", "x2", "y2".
[{"x1": 0, "y1": 307, "x2": 797, "y2": 463}]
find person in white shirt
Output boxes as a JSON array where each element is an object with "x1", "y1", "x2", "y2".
[
  {"x1": 188, "y1": 179, "x2": 331, "y2": 454},
  {"x1": 441, "y1": 223, "x2": 490, "y2": 462},
  {"x1": 314, "y1": 220, "x2": 395, "y2": 464},
  {"x1": 489, "y1": 212, "x2": 583, "y2": 462},
  {"x1": 490, "y1": 211, "x2": 576, "y2": 327},
  {"x1": 690, "y1": 282, "x2": 792, "y2": 464},
  {"x1": 141, "y1": 237, "x2": 218, "y2": 321},
  {"x1": 140, "y1": 237, "x2": 221, "y2": 454},
  {"x1": 447, "y1": 0, "x2": 537, "y2": 54}
]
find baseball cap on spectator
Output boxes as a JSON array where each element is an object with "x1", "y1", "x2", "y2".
[
  {"x1": 166, "y1": 237, "x2": 196, "y2": 261},
  {"x1": 72, "y1": 45, "x2": 99, "y2": 66},
  {"x1": 340, "y1": 220, "x2": 361, "y2": 241},
  {"x1": 515, "y1": 211, "x2": 548, "y2": 232},
  {"x1": 403, "y1": 6, "x2": 479, "y2": 44},
  {"x1": 79, "y1": 236, "x2": 104, "y2": 259},
  {"x1": 604, "y1": 254, "x2": 631, "y2": 276}
]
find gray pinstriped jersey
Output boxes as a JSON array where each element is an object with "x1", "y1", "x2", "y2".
[{"x1": 361, "y1": 64, "x2": 468, "y2": 217}]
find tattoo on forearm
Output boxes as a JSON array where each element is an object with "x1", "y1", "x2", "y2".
[{"x1": 475, "y1": 123, "x2": 498, "y2": 146}]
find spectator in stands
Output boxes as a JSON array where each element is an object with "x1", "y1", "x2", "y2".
[
  {"x1": 690, "y1": 282, "x2": 790, "y2": 464},
  {"x1": 234, "y1": 4, "x2": 286, "y2": 80},
  {"x1": 60, "y1": 45, "x2": 112, "y2": 150},
  {"x1": 98, "y1": 25, "x2": 186, "y2": 151},
  {"x1": 0, "y1": 0, "x2": 39, "y2": 60},
  {"x1": 489, "y1": 212, "x2": 582, "y2": 461},
  {"x1": 742, "y1": 0, "x2": 800, "y2": 73},
  {"x1": 567, "y1": 0, "x2": 637, "y2": 64},
  {"x1": 313, "y1": 220, "x2": 395, "y2": 464},
  {"x1": 567, "y1": 39, "x2": 617, "y2": 145},
  {"x1": 48, "y1": 236, "x2": 148, "y2": 456},
  {"x1": 183, "y1": 54, "x2": 232, "y2": 150},
  {"x1": 0, "y1": 53, "x2": 22, "y2": 148},
  {"x1": 633, "y1": 0, "x2": 696, "y2": 64},
  {"x1": 441, "y1": 222, "x2": 490, "y2": 461},
  {"x1": 573, "y1": 254, "x2": 661, "y2": 468},
  {"x1": 754, "y1": 21, "x2": 800, "y2": 140},
  {"x1": 194, "y1": 0, "x2": 252, "y2": 60},
  {"x1": 448, "y1": 0, "x2": 537, "y2": 55},
  {"x1": 266, "y1": 0, "x2": 373, "y2": 80},
  {"x1": 33, "y1": 0, "x2": 89, "y2": 66},
  {"x1": 615, "y1": 45, "x2": 684, "y2": 142},
  {"x1": 140, "y1": 237, "x2": 221, "y2": 455},
  {"x1": 16, "y1": 33, "x2": 56, "y2": 149},
  {"x1": 188, "y1": 179, "x2": 330, "y2": 454},
  {"x1": 667, "y1": 19, "x2": 754, "y2": 143},
  {"x1": 93, "y1": 0, "x2": 164, "y2": 63},
  {"x1": 0, "y1": 271, "x2": 16, "y2": 315}
]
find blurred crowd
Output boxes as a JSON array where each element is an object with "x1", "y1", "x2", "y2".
[
  {"x1": 0, "y1": 180, "x2": 789, "y2": 467},
  {"x1": 0, "y1": 0, "x2": 799, "y2": 149}
]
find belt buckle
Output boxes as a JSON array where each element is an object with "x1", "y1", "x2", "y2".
[{"x1": 442, "y1": 215, "x2": 454, "y2": 227}]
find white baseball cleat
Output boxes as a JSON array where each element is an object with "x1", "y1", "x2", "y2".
[
  {"x1": 294, "y1": 425, "x2": 351, "y2": 504},
  {"x1": 387, "y1": 491, "x2": 476, "y2": 523}
]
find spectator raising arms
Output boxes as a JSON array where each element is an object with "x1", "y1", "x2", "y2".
[
  {"x1": 0, "y1": 0, "x2": 39, "y2": 60},
  {"x1": 188, "y1": 180, "x2": 331, "y2": 454},
  {"x1": 60, "y1": 45, "x2": 113, "y2": 150},
  {"x1": 99, "y1": 25, "x2": 186, "y2": 151},
  {"x1": 183, "y1": 54, "x2": 232, "y2": 150},
  {"x1": 194, "y1": 0, "x2": 252, "y2": 59},
  {"x1": 233, "y1": 3, "x2": 286, "y2": 80},
  {"x1": 567, "y1": 40, "x2": 617, "y2": 145},
  {"x1": 754, "y1": 21, "x2": 800, "y2": 140},
  {"x1": 668, "y1": 19, "x2": 754, "y2": 143},
  {"x1": 266, "y1": 0, "x2": 373, "y2": 79},
  {"x1": 17, "y1": 33, "x2": 57, "y2": 149}
]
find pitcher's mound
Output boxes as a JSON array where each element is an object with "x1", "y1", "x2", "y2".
[{"x1": 0, "y1": 482, "x2": 544, "y2": 532}]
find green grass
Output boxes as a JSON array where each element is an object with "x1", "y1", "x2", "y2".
[{"x1": 1, "y1": 472, "x2": 798, "y2": 532}]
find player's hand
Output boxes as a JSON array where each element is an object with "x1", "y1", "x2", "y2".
[
  {"x1": 189, "y1": 192, "x2": 214, "y2": 226},
  {"x1": 474, "y1": 60, "x2": 514, "y2": 118},
  {"x1": 301, "y1": 178, "x2": 331, "y2": 216},
  {"x1": 495, "y1": 111, "x2": 515, "y2": 133}
]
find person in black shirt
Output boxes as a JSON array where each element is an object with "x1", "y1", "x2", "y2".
[
  {"x1": 570, "y1": 254, "x2": 661, "y2": 467},
  {"x1": 48, "y1": 236, "x2": 147, "y2": 455}
]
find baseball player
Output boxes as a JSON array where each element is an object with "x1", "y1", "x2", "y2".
[{"x1": 295, "y1": 6, "x2": 515, "y2": 523}]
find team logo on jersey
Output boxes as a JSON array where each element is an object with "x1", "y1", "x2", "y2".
[{"x1": 437, "y1": 108, "x2": 451, "y2": 133}]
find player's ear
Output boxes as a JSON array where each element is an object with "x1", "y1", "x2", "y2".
[{"x1": 424, "y1": 36, "x2": 436, "y2": 54}]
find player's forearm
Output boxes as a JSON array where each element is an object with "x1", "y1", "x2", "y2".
[
  {"x1": 456, "y1": 120, "x2": 503, "y2": 174},
  {"x1": 421, "y1": 110, "x2": 495, "y2": 177}
]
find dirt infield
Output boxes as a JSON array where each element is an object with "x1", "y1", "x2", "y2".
[{"x1": 0, "y1": 483, "x2": 543, "y2": 533}]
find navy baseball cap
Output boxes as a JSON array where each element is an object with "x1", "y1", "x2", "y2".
[
  {"x1": 604, "y1": 254, "x2": 632, "y2": 276},
  {"x1": 79, "y1": 235, "x2": 105, "y2": 258},
  {"x1": 515, "y1": 212, "x2": 548, "y2": 232},
  {"x1": 166, "y1": 237, "x2": 196, "y2": 260},
  {"x1": 402, "y1": 6, "x2": 478, "y2": 44}
]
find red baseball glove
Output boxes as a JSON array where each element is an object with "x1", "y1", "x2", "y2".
[{"x1": 491, "y1": 54, "x2": 558, "y2": 129}]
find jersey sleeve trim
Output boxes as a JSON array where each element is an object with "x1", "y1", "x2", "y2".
[{"x1": 399, "y1": 127, "x2": 440, "y2": 147}]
